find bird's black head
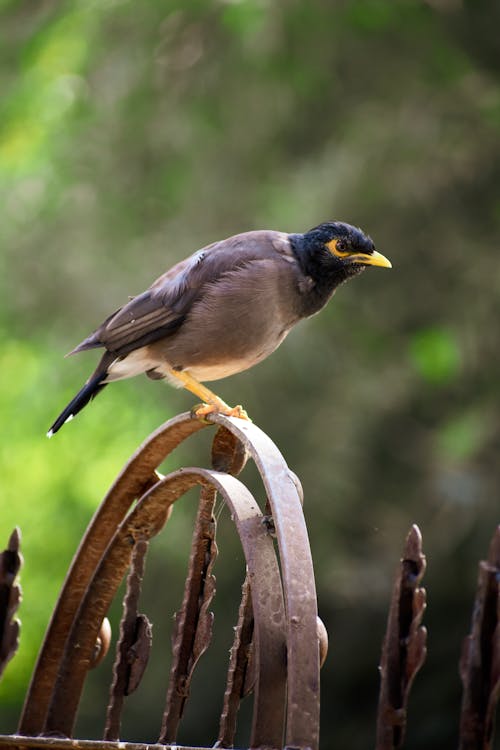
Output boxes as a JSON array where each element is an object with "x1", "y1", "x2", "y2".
[
  {"x1": 289, "y1": 221, "x2": 391, "y2": 315},
  {"x1": 297, "y1": 221, "x2": 391, "y2": 281}
]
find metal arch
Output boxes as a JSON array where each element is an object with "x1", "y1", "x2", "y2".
[
  {"x1": 19, "y1": 412, "x2": 320, "y2": 749},
  {"x1": 43, "y1": 468, "x2": 287, "y2": 749}
]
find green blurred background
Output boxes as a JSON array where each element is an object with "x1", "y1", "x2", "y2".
[{"x1": 1, "y1": 0, "x2": 499, "y2": 747}]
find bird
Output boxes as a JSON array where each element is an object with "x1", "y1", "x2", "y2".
[{"x1": 47, "y1": 221, "x2": 391, "y2": 436}]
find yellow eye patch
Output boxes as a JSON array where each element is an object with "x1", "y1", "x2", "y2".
[
  {"x1": 326, "y1": 239, "x2": 392, "y2": 268},
  {"x1": 326, "y1": 238, "x2": 351, "y2": 258}
]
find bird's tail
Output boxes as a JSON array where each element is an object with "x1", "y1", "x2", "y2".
[{"x1": 47, "y1": 374, "x2": 107, "y2": 437}]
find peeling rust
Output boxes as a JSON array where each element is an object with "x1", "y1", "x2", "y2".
[
  {"x1": 126, "y1": 615, "x2": 153, "y2": 695},
  {"x1": 105, "y1": 538, "x2": 152, "y2": 740},
  {"x1": 159, "y1": 485, "x2": 218, "y2": 743},
  {"x1": 217, "y1": 576, "x2": 255, "y2": 748}
]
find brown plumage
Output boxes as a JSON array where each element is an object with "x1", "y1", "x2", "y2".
[{"x1": 48, "y1": 222, "x2": 391, "y2": 435}]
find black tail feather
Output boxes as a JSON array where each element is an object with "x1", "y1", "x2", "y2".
[{"x1": 47, "y1": 375, "x2": 107, "y2": 436}]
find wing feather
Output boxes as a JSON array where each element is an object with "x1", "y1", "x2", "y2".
[{"x1": 69, "y1": 230, "x2": 294, "y2": 358}]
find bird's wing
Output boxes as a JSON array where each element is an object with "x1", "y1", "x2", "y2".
[{"x1": 70, "y1": 230, "x2": 294, "y2": 357}]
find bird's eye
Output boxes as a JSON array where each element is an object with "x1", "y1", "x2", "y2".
[{"x1": 326, "y1": 237, "x2": 351, "y2": 258}]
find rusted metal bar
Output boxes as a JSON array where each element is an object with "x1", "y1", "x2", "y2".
[
  {"x1": 105, "y1": 538, "x2": 152, "y2": 740},
  {"x1": 216, "y1": 575, "x2": 255, "y2": 748},
  {"x1": 0, "y1": 737, "x2": 206, "y2": 750},
  {"x1": 207, "y1": 414, "x2": 320, "y2": 750},
  {"x1": 458, "y1": 525, "x2": 500, "y2": 750},
  {"x1": 0, "y1": 528, "x2": 23, "y2": 680},
  {"x1": 212, "y1": 424, "x2": 281, "y2": 748},
  {"x1": 375, "y1": 524, "x2": 427, "y2": 750},
  {"x1": 19, "y1": 414, "x2": 208, "y2": 735},
  {"x1": 159, "y1": 486, "x2": 218, "y2": 743},
  {"x1": 207, "y1": 473, "x2": 286, "y2": 750}
]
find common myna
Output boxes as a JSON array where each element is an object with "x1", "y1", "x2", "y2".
[{"x1": 48, "y1": 222, "x2": 391, "y2": 435}]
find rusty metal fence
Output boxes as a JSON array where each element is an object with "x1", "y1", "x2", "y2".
[{"x1": 0, "y1": 411, "x2": 499, "y2": 750}]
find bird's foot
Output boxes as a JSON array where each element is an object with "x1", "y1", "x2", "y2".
[{"x1": 191, "y1": 402, "x2": 251, "y2": 422}]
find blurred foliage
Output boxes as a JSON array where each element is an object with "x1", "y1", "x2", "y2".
[
  {"x1": 1, "y1": 0, "x2": 499, "y2": 748},
  {"x1": 409, "y1": 326, "x2": 461, "y2": 384}
]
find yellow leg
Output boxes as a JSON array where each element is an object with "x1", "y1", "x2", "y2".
[{"x1": 167, "y1": 368, "x2": 250, "y2": 421}]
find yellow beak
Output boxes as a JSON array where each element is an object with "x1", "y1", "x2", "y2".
[{"x1": 352, "y1": 250, "x2": 392, "y2": 268}]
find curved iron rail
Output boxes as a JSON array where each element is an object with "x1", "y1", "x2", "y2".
[{"x1": 19, "y1": 412, "x2": 320, "y2": 750}]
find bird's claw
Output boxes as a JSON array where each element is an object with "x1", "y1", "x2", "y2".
[
  {"x1": 191, "y1": 402, "x2": 251, "y2": 422},
  {"x1": 190, "y1": 403, "x2": 213, "y2": 424},
  {"x1": 226, "y1": 404, "x2": 251, "y2": 421}
]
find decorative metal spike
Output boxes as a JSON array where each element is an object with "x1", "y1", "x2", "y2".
[
  {"x1": 0, "y1": 528, "x2": 23, "y2": 680},
  {"x1": 376, "y1": 524, "x2": 427, "y2": 750}
]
